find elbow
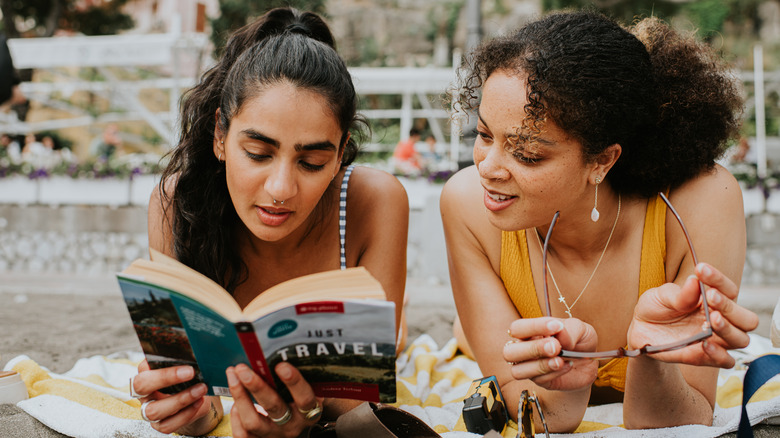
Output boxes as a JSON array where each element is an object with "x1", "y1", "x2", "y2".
[{"x1": 623, "y1": 411, "x2": 713, "y2": 430}]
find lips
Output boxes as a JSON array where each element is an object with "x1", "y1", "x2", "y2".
[
  {"x1": 256, "y1": 206, "x2": 292, "y2": 226},
  {"x1": 483, "y1": 188, "x2": 516, "y2": 212}
]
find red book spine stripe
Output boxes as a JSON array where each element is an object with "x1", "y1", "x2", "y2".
[{"x1": 235, "y1": 322, "x2": 274, "y2": 389}]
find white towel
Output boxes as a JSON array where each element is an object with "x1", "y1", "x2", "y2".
[{"x1": 4, "y1": 334, "x2": 780, "y2": 437}]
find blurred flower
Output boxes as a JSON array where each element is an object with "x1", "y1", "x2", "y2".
[{"x1": 0, "y1": 151, "x2": 167, "y2": 180}]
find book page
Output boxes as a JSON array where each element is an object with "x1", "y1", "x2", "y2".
[
  {"x1": 241, "y1": 267, "x2": 386, "y2": 321},
  {"x1": 123, "y1": 253, "x2": 243, "y2": 321}
]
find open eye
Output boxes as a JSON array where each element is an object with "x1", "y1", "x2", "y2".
[{"x1": 472, "y1": 128, "x2": 493, "y2": 143}]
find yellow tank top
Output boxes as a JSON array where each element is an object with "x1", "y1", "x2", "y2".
[{"x1": 500, "y1": 193, "x2": 668, "y2": 392}]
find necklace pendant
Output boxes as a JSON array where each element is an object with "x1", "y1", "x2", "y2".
[
  {"x1": 558, "y1": 296, "x2": 566, "y2": 303},
  {"x1": 565, "y1": 309, "x2": 572, "y2": 318}
]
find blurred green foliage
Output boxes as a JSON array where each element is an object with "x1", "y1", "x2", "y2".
[
  {"x1": 0, "y1": 0, "x2": 134, "y2": 37},
  {"x1": 209, "y1": 0, "x2": 327, "y2": 57}
]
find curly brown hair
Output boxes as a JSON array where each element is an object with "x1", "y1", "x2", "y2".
[
  {"x1": 455, "y1": 10, "x2": 743, "y2": 197},
  {"x1": 159, "y1": 7, "x2": 366, "y2": 292}
]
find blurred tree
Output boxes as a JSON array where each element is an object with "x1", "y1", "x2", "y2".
[
  {"x1": 0, "y1": 0, "x2": 134, "y2": 38},
  {"x1": 541, "y1": 0, "x2": 762, "y2": 40},
  {"x1": 210, "y1": 0, "x2": 326, "y2": 57}
]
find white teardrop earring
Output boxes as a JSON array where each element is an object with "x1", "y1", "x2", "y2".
[{"x1": 591, "y1": 177, "x2": 601, "y2": 222}]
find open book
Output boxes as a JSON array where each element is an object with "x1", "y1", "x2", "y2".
[{"x1": 116, "y1": 250, "x2": 397, "y2": 403}]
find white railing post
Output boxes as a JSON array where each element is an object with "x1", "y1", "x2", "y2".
[{"x1": 755, "y1": 44, "x2": 767, "y2": 181}]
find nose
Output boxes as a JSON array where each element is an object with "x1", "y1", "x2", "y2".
[
  {"x1": 264, "y1": 162, "x2": 298, "y2": 203},
  {"x1": 474, "y1": 143, "x2": 511, "y2": 181}
]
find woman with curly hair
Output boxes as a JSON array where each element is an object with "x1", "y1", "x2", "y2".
[
  {"x1": 441, "y1": 10, "x2": 759, "y2": 431},
  {"x1": 129, "y1": 7, "x2": 409, "y2": 437}
]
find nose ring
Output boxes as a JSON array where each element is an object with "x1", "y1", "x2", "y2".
[{"x1": 273, "y1": 199, "x2": 285, "y2": 205}]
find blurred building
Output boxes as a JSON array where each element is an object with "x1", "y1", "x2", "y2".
[{"x1": 122, "y1": 0, "x2": 219, "y2": 34}]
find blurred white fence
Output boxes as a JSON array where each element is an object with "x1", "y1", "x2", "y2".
[{"x1": 5, "y1": 32, "x2": 465, "y2": 164}]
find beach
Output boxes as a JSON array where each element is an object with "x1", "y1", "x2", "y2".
[{"x1": 1, "y1": 272, "x2": 778, "y2": 437}]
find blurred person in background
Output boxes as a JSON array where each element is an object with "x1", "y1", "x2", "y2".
[
  {"x1": 0, "y1": 32, "x2": 25, "y2": 109},
  {"x1": 0, "y1": 133, "x2": 21, "y2": 162},
  {"x1": 392, "y1": 127, "x2": 423, "y2": 175},
  {"x1": 90, "y1": 123, "x2": 124, "y2": 160}
]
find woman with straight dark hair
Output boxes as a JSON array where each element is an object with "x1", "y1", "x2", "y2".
[
  {"x1": 442, "y1": 10, "x2": 758, "y2": 432},
  {"x1": 129, "y1": 8, "x2": 409, "y2": 437}
]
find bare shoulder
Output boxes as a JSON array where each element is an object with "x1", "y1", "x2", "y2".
[
  {"x1": 148, "y1": 174, "x2": 178, "y2": 256},
  {"x1": 670, "y1": 164, "x2": 743, "y2": 212},
  {"x1": 346, "y1": 166, "x2": 409, "y2": 211},
  {"x1": 440, "y1": 165, "x2": 484, "y2": 225}
]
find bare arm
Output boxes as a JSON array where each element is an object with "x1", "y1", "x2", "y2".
[
  {"x1": 441, "y1": 166, "x2": 591, "y2": 432},
  {"x1": 623, "y1": 165, "x2": 758, "y2": 428},
  {"x1": 347, "y1": 167, "x2": 409, "y2": 353},
  {"x1": 142, "y1": 177, "x2": 224, "y2": 435},
  {"x1": 147, "y1": 176, "x2": 176, "y2": 257}
]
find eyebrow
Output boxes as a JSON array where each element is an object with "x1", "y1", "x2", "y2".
[
  {"x1": 240, "y1": 129, "x2": 338, "y2": 152},
  {"x1": 476, "y1": 110, "x2": 554, "y2": 146}
]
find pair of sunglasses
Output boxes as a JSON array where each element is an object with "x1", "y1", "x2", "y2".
[
  {"x1": 517, "y1": 390, "x2": 550, "y2": 438},
  {"x1": 540, "y1": 192, "x2": 713, "y2": 360}
]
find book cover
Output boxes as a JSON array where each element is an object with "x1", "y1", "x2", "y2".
[{"x1": 116, "y1": 260, "x2": 397, "y2": 403}]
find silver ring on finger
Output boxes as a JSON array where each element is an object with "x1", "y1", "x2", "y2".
[
  {"x1": 297, "y1": 400, "x2": 323, "y2": 421},
  {"x1": 140, "y1": 401, "x2": 159, "y2": 423},
  {"x1": 129, "y1": 376, "x2": 150, "y2": 399},
  {"x1": 269, "y1": 407, "x2": 292, "y2": 426}
]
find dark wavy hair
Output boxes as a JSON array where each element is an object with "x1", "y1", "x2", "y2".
[
  {"x1": 159, "y1": 7, "x2": 366, "y2": 292},
  {"x1": 455, "y1": 10, "x2": 743, "y2": 197}
]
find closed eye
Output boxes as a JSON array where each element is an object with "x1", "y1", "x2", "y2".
[{"x1": 245, "y1": 150, "x2": 270, "y2": 161}]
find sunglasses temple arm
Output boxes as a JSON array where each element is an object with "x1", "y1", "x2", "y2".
[
  {"x1": 542, "y1": 212, "x2": 560, "y2": 317},
  {"x1": 534, "y1": 396, "x2": 551, "y2": 438},
  {"x1": 658, "y1": 192, "x2": 712, "y2": 324}
]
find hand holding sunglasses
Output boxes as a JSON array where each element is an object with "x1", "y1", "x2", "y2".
[{"x1": 535, "y1": 192, "x2": 758, "y2": 366}]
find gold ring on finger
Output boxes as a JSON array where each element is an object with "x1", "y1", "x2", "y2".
[
  {"x1": 297, "y1": 401, "x2": 323, "y2": 421},
  {"x1": 269, "y1": 407, "x2": 292, "y2": 426}
]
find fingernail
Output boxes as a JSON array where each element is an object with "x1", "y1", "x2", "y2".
[
  {"x1": 709, "y1": 290, "x2": 721, "y2": 305},
  {"x1": 548, "y1": 358, "x2": 560, "y2": 371},
  {"x1": 238, "y1": 368, "x2": 253, "y2": 384},
  {"x1": 191, "y1": 384, "x2": 207, "y2": 398},
  {"x1": 700, "y1": 264, "x2": 712, "y2": 277},
  {"x1": 177, "y1": 366, "x2": 194, "y2": 380},
  {"x1": 226, "y1": 369, "x2": 237, "y2": 386},
  {"x1": 547, "y1": 320, "x2": 564, "y2": 332},
  {"x1": 544, "y1": 341, "x2": 556, "y2": 356},
  {"x1": 277, "y1": 363, "x2": 293, "y2": 380},
  {"x1": 713, "y1": 313, "x2": 724, "y2": 329}
]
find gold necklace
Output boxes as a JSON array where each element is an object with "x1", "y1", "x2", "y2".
[{"x1": 533, "y1": 194, "x2": 621, "y2": 318}]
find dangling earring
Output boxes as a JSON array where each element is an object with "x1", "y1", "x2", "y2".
[{"x1": 591, "y1": 177, "x2": 601, "y2": 222}]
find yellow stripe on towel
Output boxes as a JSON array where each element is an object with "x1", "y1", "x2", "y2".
[{"x1": 13, "y1": 359, "x2": 142, "y2": 420}]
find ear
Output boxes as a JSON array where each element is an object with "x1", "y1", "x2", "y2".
[
  {"x1": 590, "y1": 143, "x2": 621, "y2": 183},
  {"x1": 213, "y1": 109, "x2": 224, "y2": 161}
]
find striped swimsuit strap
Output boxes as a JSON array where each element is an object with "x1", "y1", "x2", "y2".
[{"x1": 339, "y1": 165, "x2": 355, "y2": 270}]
